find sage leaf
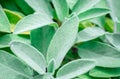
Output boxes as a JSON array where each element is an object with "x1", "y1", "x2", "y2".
[
  {"x1": 78, "y1": 41, "x2": 120, "y2": 67},
  {"x1": 47, "y1": 16, "x2": 79, "y2": 69},
  {"x1": 56, "y1": 59, "x2": 96, "y2": 79},
  {"x1": 10, "y1": 41, "x2": 46, "y2": 74}
]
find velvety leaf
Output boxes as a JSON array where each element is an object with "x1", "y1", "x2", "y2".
[
  {"x1": 66, "y1": 0, "x2": 78, "y2": 9},
  {"x1": 47, "y1": 16, "x2": 79, "y2": 69},
  {"x1": 56, "y1": 59, "x2": 96, "y2": 79},
  {"x1": 106, "y1": 33, "x2": 120, "y2": 50},
  {"x1": 89, "y1": 67, "x2": 120, "y2": 78},
  {"x1": 14, "y1": 12, "x2": 54, "y2": 34},
  {"x1": 75, "y1": 27, "x2": 105, "y2": 43},
  {"x1": 0, "y1": 34, "x2": 30, "y2": 48},
  {"x1": 106, "y1": 0, "x2": 120, "y2": 32},
  {"x1": 78, "y1": 8, "x2": 110, "y2": 22},
  {"x1": 94, "y1": 0, "x2": 108, "y2": 9},
  {"x1": 25, "y1": 0, "x2": 53, "y2": 17},
  {"x1": 52, "y1": 0, "x2": 69, "y2": 21},
  {"x1": 0, "y1": 5, "x2": 10, "y2": 33},
  {"x1": 10, "y1": 41, "x2": 46, "y2": 74},
  {"x1": 78, "y1": 41, "x2": 120, "y2": 67},
  {"x1": 30, "y1": 25, "x2": 56, "y2": 56},
  {"x1": 72, "y1": 0, "x2": 100, "y2": 14},
  {"x1": 0, "y1": 50, "x2": 33, "y2": 79}
]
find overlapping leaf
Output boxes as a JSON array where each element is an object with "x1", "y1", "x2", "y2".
[
  {"x1": 56, "y1": 59, "x2": 96, "y2": 79},
  {"x1": 78, "y1": 41, "x2": 120, "y2": 67},
  {"x1": 0, "y1": 50, "x2": 33, "y2": 79},
  {"x1": 89, "y1": 67, "x2": 120, "y2": 78},
  {"x1": 0, "y1": 5, "x2": 10, "y2": 33},
  {"x1": 30, "y1": 26, "x2": 56, "y2": 56},
  {"x1": 14, "y1": 12, "x2": 55, "y2": 34},
  {"x1": 52, "y1": 0, "x2": 69, "y2": 21},
  {"x1": 76, "y1": 27, "x2": 105, "y2": 43},
  {"x1": 10, "y1": 41, "x2": 46, "y2": 74},
  {"x1": 47, "y1": 16, "x2": 79, "y2": 69}
]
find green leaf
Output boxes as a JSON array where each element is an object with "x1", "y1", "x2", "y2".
[
  {"x1": 15, "y1": 0, "x2": 34, "y2": 15},
  {"x1": 78, "y1": 8, "x2": 110, "y2": 22},
  {"x1": 47, "y1": 59, "x2": 55, "y2": 75},
  {"x1": 10, "y1": 41, "x2": 47, "y2": 74},
  {"x1": 106, "y1": 33, "x2": 120, "y2": 50},
  {"x1": 89, "y1": 67, "x2": 120, "y2": 78},
  {"x1": 75, "y1": 27, "x2": 105, "y2": 43},
  {"x1": 72, "y1": 0, "x2": 100, "y2": 14},
  {"x1": 47, "y1": 16, "x2": 79, "y2": 69},
  {"x1": 25, "y1": 0, "x2": 53, "y2": 17},
  {"x1": 52, "y1": 0, "x2": 69, "y2": 21},
  {"x1": 0, "y1": 34, "x2": 30, "y2": 48},
  {"x1": 0, "y1": 50, "x2": 33, "y2": 79},
  {"x1": 56, "y1": 59, "x2": 96, "y2": 79},
  {"x1": 14, "y1": 12, "x2": 54, "y2": 34},
  {"x1": 78, "y1": 73, "x2": 108, "y2": 79},
  {"x1": 66, "y1": 0, "x2": 78, "y2": 9},
  {"x1": 30, "y1": 25, "x2": 56, "y2": 57},
  {"x1": 106, "y1": 0, "x2": 120, "y2": 32},
  {"x1": 4, "y1": 9, "x2": 23, "y2": 24},
  {"x1": 78, "y1": 41, "x2": 120, "y2": 67},
  {"x1": 0, "y1": 5, "x2": 10, "y2": 33}
]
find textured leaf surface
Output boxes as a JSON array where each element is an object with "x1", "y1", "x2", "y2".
[
  {"x1": 78, "y1": 41, "x2": 120, "y2": 67},
  {"x1": 0, "y1": 5, "x2": 10, "y2": 33},
  {"x1": 25, "y1": 0, "x2": 53, "y2": 17},
  {"x1": 106, "y1": 33, "x2": 120, "y2": 50},
  {"x1": 107, "y1": 0, "x2": 120, "y2": 32},
  {"x1": 52, "y1": 0, "x2": 69, "y2": 21},
  {"x1": 14, "y1": 12, "x2": 54, "y2": 34},
  {"x1": 56, "y1": 59, "x2": 96, "y2": 79},
  {"x1": 78, "y1": 8, "x2": 110, "y2": 22},
  {"x1": 47, "y1": 16, "x2": 79, "y2": 69},
  {"x1": 76, "y1": 27, "x2": 105, "y2": 43},
  {"x1": 90, "y1": 67, "x2": 120, "y2": 78},
  {"x1": 72, "y1": 0, "x2": 100, "y2": 14},
  {"x1": 10, "y1": 41, "x2": 46, "y2": 74},
  {"x1": 0, "y1": 50, "x2": 33, "y2": 79}
]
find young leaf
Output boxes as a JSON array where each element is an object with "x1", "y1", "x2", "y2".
[
  {"x1": 89, "y1": 67, "x2": 120, "y2": 78},
  {"x1": 47, "y1": 16, "x2": 79, "y2": 69},
  {"x1": 78, "y1": 8, "x2": 110, "y2": 22},
  {"x1": 72, "y1": 0, "x2": 100, "y2": 14},
  {"x1": 56, "y1": 59, "x2": 96, "y2": 79},
  {"x1": 30, "y1": 25, "x2": 56, "y2": 57},
  {"x1": 47, "y1": 59, "x2": 55, "y2": 75},
  {"x1": 78, "y1": 41, "x2": 120, "y2": 67},
  {"x1": 0, "y1": 5, "x2": 10, "y2": 33},
  {"x1": 52, "y1": 0, "x2": 69, "y2": 21},
  {"x1": 75, "y1": 27, "x2": 105, "y2": 43},
  {"x1": 10, "y1": 41, "x2": 46, "y2": 74},
  {"x1": 25, "y1": 0, "x2": 53, "y2": 17},
  {"x1": 14, "y1": 12, "x2": 54, "y2": 34},
  {"x1": 106, "y1": 33, "x2": 120, "y2": 50},
  {"x1": 0, "y1": 50, "x2": 33, "y2": 79}
]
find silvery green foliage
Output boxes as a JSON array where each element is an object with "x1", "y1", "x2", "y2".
[{"x1": 2, "y1": 0, "x2": 120, "y2": 79}]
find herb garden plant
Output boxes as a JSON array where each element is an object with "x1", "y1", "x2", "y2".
[{"x1": 0, "y1": 0, "x2": 120, "y2": 79}]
